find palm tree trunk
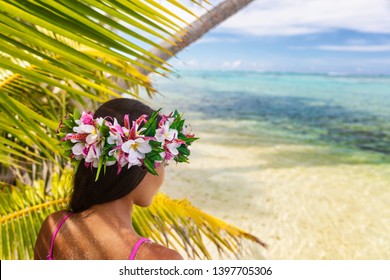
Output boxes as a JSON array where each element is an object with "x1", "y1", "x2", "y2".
[{"x1": 132, "y1": 0, "x2": 254, "y2": 77}]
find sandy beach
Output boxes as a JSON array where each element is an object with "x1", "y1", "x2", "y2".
[{"x1": 161, "y1": 118, "x2": 390, "y2": 260}]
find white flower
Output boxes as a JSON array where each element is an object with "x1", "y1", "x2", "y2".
[
  {"x1": 118, "y1": 153, "x2": 129, "y2": 167},
  {"x1": 84, "y1": 145, "x2": 101, "y2": 168},
  {"x1": 95, "y1": 117, "x2": 105, "y2": 126},
  {"x1": 108, "y1": 119, "x2": 125, "y2": 146},
  {"x1": 73, "y1": 124, "x2": 95, "y2": 134},
  {"x1": 107, "y1": 131, "x2": 123, "y2": 146},
  {"x1": 71, "y1": 142, "x2": 85, "y2": 160},
  {"x1": 121, "y1": 138, "x2": 152, "y2": 166},
  {"x1": 159, "y1": 151, "x2": 166, "y2": 160},
  {"x1": 105, "y1": 160, "x2": 116, "y2": 166},
  {"x1": 155, "y1": 121, "x2": 178, "y2": 143},
  {"x1": 73, "y1": 122, "x2": 101, "y2": 145},
  {"x1": 166, "y1": 141, "x2": 181, "y2": 156},
  {"x1": 86, "y1": 132, "x2": 100, "y2": 145},
  {"x1": 126, "y1": 154, "x2": 142, "y2": 166}
]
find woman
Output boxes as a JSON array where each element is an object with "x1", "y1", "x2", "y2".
[{"x1": 34, "y1": 98, "x2": 196, "y2": 260}]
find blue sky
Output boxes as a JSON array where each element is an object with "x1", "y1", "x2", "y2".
[{"x1": 167, "y1": 0, "x2": 390, "y2": 75}]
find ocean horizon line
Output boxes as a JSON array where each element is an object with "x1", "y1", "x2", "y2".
[{"x1": 165, "y1": 69, "x2": 390, "y2": 78}]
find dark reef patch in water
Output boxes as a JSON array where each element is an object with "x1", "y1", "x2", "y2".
[{"x1": 181, "y1": 91, "x2": 390, "y2": 155}]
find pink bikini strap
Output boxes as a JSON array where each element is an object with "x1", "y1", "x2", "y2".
[
  {"x1": 128, "y1": 237, "x2": 150, "y2": 260},
  {"x1": 47, "y1": 212, "x2": 73, "y2": 260}
]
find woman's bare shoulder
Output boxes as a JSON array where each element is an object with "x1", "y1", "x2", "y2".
[
  {"x1": 34, "y1": 210, "x2": 70, "y2": 259},
  {"x1": 39, "y1": 210, "x2": 70, "y2": 233},
  {"x1": 140, "y1": 241, "x2": 184, "y2": 260}
]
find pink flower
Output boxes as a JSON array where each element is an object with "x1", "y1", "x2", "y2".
[{"x1": 79, "y1": 111, "x2": 93, "y2": 125}]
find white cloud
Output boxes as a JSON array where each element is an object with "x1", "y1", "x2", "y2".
[
  {"x1": 318, "y1": 44, "x2": 390, "y2": 52},
  {"x1": 148, "y1": 1, "x2": 390, "y2": 39},
  {"x1": 221, "y1": 60, "x2": 242, "y2": 68},
  {"x1": 216, "y1": 0, "x2": 390, "y2": 36}
]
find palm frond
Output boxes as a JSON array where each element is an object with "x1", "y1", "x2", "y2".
[
  {"x1": 0, "y1": 169, "x2": 265, "y2": 260},
  {"x1": 0, "y1": 171, "x2": 71, "y2": 260},
  {"x1": 0, "y1": 0, "x2": 199, "y2": 179}
]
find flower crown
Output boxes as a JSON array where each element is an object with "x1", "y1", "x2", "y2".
[{"x1": 57, "y1": 108, "x2": 197, "y2": 180}]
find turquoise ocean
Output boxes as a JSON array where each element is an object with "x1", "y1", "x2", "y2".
[{"x1": 153, "y1": 70, "x2": 390, "y2": 162}]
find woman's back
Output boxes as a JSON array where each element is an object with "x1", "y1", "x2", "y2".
[
  {"x1": 34, "y1": 210, "x2": 182, "y2": 260},
  {"x1": 34, "y1": 98, "x2": 195, "y2": 260}
]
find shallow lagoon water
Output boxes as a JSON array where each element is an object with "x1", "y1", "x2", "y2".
[{"x1": 153, "y1": 71, "x2": 390, "y2": 157}]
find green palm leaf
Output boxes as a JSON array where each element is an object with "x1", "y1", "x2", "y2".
[{"x1": 0, "y1": 0, "x2": 199, "y2": 178}]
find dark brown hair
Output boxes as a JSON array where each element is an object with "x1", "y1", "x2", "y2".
[{"x1": 70, "y1": 98, "x2": 157, "y2": 213}]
